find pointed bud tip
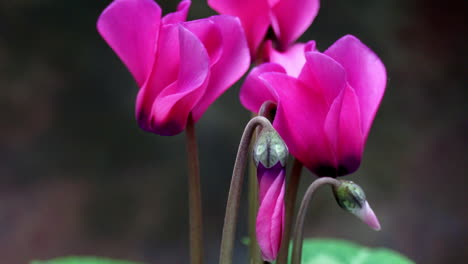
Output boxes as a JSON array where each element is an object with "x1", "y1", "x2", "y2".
[{"x1": 360, "y1": 202, "x2": 381, "y2": 231}]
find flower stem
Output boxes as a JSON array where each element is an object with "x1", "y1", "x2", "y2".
[
  {"x1": 291, "y1": 177, "x2": 341, "y2": 264},
  {"x1": 258, "y1": 101, "x2": 277, "y2": 122},
  {"x1": 219, "y1": 116, "x2": 275, "y2": 264},
  {"x1": 185, "y1": 113, "x2": 203, "y2": 264},
  {"x1": 277, "y1": 158, "x2": 303, "y2": 264},
  {"x1": 248, "y1": 143, "x2": 262, "y2": 264}
]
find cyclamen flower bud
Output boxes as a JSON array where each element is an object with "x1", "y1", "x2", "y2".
[
  {"x1": 333, "y1": 180, "x2": 381, "y2": 231},
  {"x1": 253, "y1": 129, "x2": 288, "y2": 168},
  {"x1": 253, "y1": 129, "x2": 289, "y2": 262}
]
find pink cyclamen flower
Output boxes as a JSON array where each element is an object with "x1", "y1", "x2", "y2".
[
  {"x1": 97, "y1": 0, "x2": 250, "y2": 135},
  {"x1": 208, "y1": 0, "x2": 319, "y2": 56},
  {"x1": 241, "y1": 35, "x2": 387, "y2": 176}
]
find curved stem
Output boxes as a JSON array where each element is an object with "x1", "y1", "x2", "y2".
[
  {"x1": 277, "y1": 159, "x2": 303, "y2": 264},
  {"x1": 291, "y1": 177, "x2": 341, "y2": 264},
  {"x1": 219, "y1": 116, "x2": 275, "y2": 264},
  {"x1": 186, "y1": 113, "x2": 203, "y2": 264},
  {"x1": 258, "y1": 101, "x2": 277, "y2": 122}
]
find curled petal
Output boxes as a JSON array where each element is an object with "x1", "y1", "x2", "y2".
[
  {"x1": 183, "y1": 19, "x2": 223, "y2": 67},
  {"x1": 208, "y1": 0, "x2": 270, "y2": 55},
  {"x1": 304, "y1": 40, "x2": 317, "y2": 53},
  {"x1": 256, "y1": 163, "x2": 286, "y2": 262},
  {"x1": 137, "y1": 25, "x2": 210, "y2": 135},
  {"x1": 240, "y1": 63, "x2": 285, "y2": 113},
  {"x1": 264, "y1": 40, "x2": 316, "y2": 77},
  {"x1": 335, "y1": 85, "x2": 363, "y2": 175},
  {"x1": 299, "y1": 52, "x2": 347, "y2": 108},
  {"x1": 97, "y1": 0, "x2": 161, "y2": 86},
  {"x1": 190, "y1": 15, "x2": 250, "y2": 121},
  {"x1": 260, "y1": 72, "x2": 336, "y2": 174},
  {"x1": 325, "y1": 35, "x2": 387, "y2": 139},
  {"x1": 162, "y1": 0, "x2": 191, "y2": 25},
  {"x1": 324, "y1": 85, "x2": 364, "y2": 176},
  {"x1": 136, "y1": 25, "x2": 180, "y2": 132},
  {"x1": 270, "y1": 0, "x2": 320, "y2": 49}
]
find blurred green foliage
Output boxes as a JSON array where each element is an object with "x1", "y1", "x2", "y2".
[
  {"x1": 31, "y1": 257, "x2": 141, "y2": 264},
  {"x1": 298, "y1": 239, "x2": 414, "y2": 264}
]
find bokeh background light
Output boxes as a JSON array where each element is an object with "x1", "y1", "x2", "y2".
[{"x1": 0, "y1": 0, "x2": 465, "y2": 263}]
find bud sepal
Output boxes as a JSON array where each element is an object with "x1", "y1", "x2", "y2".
[
  {"x1": 333, "y1": 180, "x2": 381, "y2": 231},
  {"x1": 253, "y1": 129, "x2": 288, "y2": 168}
]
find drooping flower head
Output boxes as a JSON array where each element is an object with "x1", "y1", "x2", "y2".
[
  {"x1": 241, "y1": 35, "x2": 387, "y2": 177},
  {"x1": 98, "y1": 0, "x2": 250, "y2": 135},
  {"x1": 208, "y1": 0, "x2": 320, "y2": 57}
]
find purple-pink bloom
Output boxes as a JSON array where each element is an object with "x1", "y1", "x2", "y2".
[
  {"x1": 256, "y1": 163, "x2": 285, "y2": 261},
  {"x1": 97, "y1": 0, "x2": 250, "y2": 135},
  {"x1": 208, "y1": 0, "x2": 319, "y2": 56},
  {"x1": 241, "y1": 35, "x2": 387, "y2": 176}
]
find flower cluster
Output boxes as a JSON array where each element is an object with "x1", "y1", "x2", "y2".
[{"x1": 98, "y1": 0, "x2": 386, "y2": 262}]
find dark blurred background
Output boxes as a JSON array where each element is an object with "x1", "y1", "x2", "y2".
[{"x1": 0, "y1": 0, "x2": 466, "y2": 263}]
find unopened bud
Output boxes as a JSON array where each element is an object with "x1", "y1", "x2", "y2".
[
  {"x1": 253, "y1": 128, "x2": 288, "y2": 262},
  {"x1": 253, "y1": 129, "x2": 288, "y2": 168},
  {"x1": 333, "y1": 180, "x2": 381, "y2": 231}
]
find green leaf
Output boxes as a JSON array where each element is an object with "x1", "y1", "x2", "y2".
[
  {"x1": 31, "y1": 256, "x2": 142, "y2": 264},
  {"x1": 298, "y1": 239, "x2": 414, "y2": 264}
]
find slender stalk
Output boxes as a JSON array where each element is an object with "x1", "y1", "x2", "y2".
[
  {"x1": 277, "y1": 159, "x2": 303, "y2": 264},
  {"x1": 185, "y1": 113, "x2": 203, "y2": 264},
  {"x1": 291, "y1": 177, "x2": 341, "y2": 264},
  {"x1": 219, "y1": 116, "x2": 275, "y2": 264},
  {"x1": 248, "y1": 144, "x2": 262, "y2": 264}
]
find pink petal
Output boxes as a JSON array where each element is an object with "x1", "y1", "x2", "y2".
[
  {"x1": 183, "y1": 19, "x2": 223, "y2": 68},
  {"x1": 323, "y1": 90, "x2": 343, "y2": 163},
  {"x1": 267, "y1": 40, "x2": 316, "y2": 77},
  {"x1": 260, "y1": 72, "x2": 336, "y2": 174},
  {"x1": 137, "y1": 25, "x2": 210, "y2": 135},
  {"x1": 239, "y1": 63, "x2": 285, "y2": 113},
  {"x1": 325, "y1": 85, "x2": 364, "y2": 176},
  {"x1": 97, "y1": 0, "x2": 162, "y2": 86},
  {"x1": 256, "y1": 166, "x2": 285, "y2": 262},
  {"x1": 356, "y1": 201, "x2": 381, "y2": 231},
  {"x1": 298, "y1": 52, "x2": 347, "y2": 108},
  {"x1": 190, "y1": 15, "x2": 250, "y2": 121},
  {"x1": 162, "y1": 0, "x2": 191, "y2": 25},
  {"x1": 299, "y1": 52, "x2": 363, "y2": 175},
  {"x1": 336, "y1": 86, "x2": 363, "y2": 175},
  {"x1": 208, "y1": 0, "x2": 270, "y2": 55},
  {"x1": 257, "y1": 163, "x2": 283, "y2": 204},
  {"x1": 270, "y1": 0, "x2": 320, "y2": 49},
  {"x1": 304, "y1": 40, "x2": 317, "y2": 53},
  {"x1": 324, "y1": 35, "x2": 387, "y2": 139},
  {"x1": 136, "y1": 25, "x2": 180, "y2": 132}
]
